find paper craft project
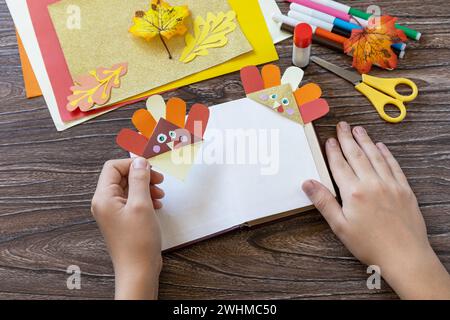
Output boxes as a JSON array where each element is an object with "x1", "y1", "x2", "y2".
[
  {"x1": 145, "y1": 97, "x2": 334, "y2": 250},
  {"x1": 116, "y1": 95, "x2": 210, "y2": 179},
  {"x1": 11, "y1": 0, "x2": 277, "y2": 130},
  {"x1": 25, "y1": 0, "x2": 128, "y2": 123},
  {"x1": 241, "y1": 64, "x2": 330, "y2": 125},
  {"x1": 47, "y1": 0, "x2": 253, "y2": 111},
  {"x1": 17, "y1": 0, "x2": 282, "y2": 101}
]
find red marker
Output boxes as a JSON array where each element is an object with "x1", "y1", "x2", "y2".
[{"x1": 293, "y1": 23, "x2": 313, "y2": 68}]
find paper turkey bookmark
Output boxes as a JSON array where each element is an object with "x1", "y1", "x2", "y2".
[
  {"x1": 116, "y1": 95, "x2": 209, "y2": 179},
  {"x1": 240, "y1": 64, "x2": 330, "y2": 124}
]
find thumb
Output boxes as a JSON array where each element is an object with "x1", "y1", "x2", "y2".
[
  {"x1": 127, "y1": 157, "x2": 152, "y2": 208},
  {"x1": 302, "y1": 180, "x2": 346, "y2": 234}
]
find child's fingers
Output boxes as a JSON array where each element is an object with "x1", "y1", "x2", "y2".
[
  {"x1": 352, "y1": 126, "x2": 395, "y2": 182},
  {"x1": 126, "y1": 158, "x2": 152, "y2": 209},
  {"x1": 376, "y1": 143, "x2": 410, "y2": 187},
  {"x1": 96, "y1": 159, "x2": 132, "y2": 196},
  {"x1": 325, "y1": 138, "x2": 358, "y2": 188},
  {"x1": 150, "y1": 185, "x2": 165, "y2": 200},
  {"x1": 302, "y1": 180, "x2": 347, "y2": 235},
  {"x1": 150, "y1": 169, "x2": 164, "y2": 185},
  {"x1": 337, "y1": 122, "x2": 376, "y2": 179},
  {"x1": 153, "y1": 199, "x2": 163, "y2": 210}
]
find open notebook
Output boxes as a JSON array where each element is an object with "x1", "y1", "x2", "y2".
[{"x1": 154, "y1": 97, "x2": 334, "y2": 251}]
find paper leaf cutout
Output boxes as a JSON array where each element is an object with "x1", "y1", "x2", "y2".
[
  {"x1": 261, "y1": 65, "x2": 281, "y2": 89},
  {"x1": 344, "y1": 16, "x2": 407, "y2": 74},
  {"x1": 299, "y1": 98, "x2": 330, "y2": 124},
  {"x1": 166, "y1": 97, "x2": 187, "y2": 128},
  {"x1": 146, "y1": 95, "x2": 166, "y2": 122},
  {"x1": 129, "y1": 0, "x2": 190, "y2": 59},
  {"x1": 67, "y1": 63, "x2": 128, "y2": 112},
  {"x1": 180, "y1": 11, "x2": 237, "y2": 63},
  {"x1": 185, "y1": 103, "x2": 210, "y2": 138},
  {"x1": 132, "y1": 109, "x2": 157, "y2": 139},
  {"x1": 240, "y1": 66, "x2": 265, "y2": 94},
  {"x1": 248, "y1": 84, "x2": 302, "y2": 124},
  {"x1": 281, "y1": 66, "x2": 304, "y2": 91},
  {"x1": 116, "y1": 128, "x2": 148, "y2": 156},
  {"x1": 294, "y1": 83, "x2": 322, "y2": 106}
]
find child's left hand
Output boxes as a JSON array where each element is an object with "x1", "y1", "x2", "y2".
[{"x1": 91, "y1": 158, "x2": 165, "y2": 300}]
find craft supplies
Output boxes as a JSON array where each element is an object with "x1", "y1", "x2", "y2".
[
  {"x1": 288, "y1": 7, "x2": 406, "y2": 53},
  {"x1": 8, "y1": 0, "x2": 279, "y2": 130},
  {"x1": 311, "y1": 56, "x2": 418, "y2": 123},
  {"x1": 288, "y1": 0, "x2": 351, "y2": 22},
  {"x1": 274, "y1": 13, "x2": 404, "y2": 59},
  {"x1": 308, "y1": 0, "x2": 421, "y2": 40},
  {"x1": 293, "y1": 23, "x2": 313, "y2": 68}
]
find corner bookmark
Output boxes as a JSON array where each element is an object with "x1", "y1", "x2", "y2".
[{"x1": 240, "y1": 64, "x2": 330, "y2": 125}]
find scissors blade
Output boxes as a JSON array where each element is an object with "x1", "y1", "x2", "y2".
[{"x1": 311, "y1": 56, "x2": 362, "y2": 85}]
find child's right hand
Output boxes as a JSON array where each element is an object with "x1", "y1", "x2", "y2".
[
  {"x1": 91, "y1": 158, "x2": 165, "y2": 300},
  {"x1": 302, "y1": 122, "x2": 450, "y2": 299}
]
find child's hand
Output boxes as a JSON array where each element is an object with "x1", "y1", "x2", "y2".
[
  {"x1": 91, "y1": 158, "x2": 165, "y2": 300},
  {"x1": 302, "y1": 122, "x2": 450, "y2": 299}
]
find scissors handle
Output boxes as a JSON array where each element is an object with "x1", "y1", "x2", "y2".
[
  {"x1": 362, "y1": 74, "x2": 418, "y2": 102},
  {"x1": 355, "y1": 82, "x2": 407, "y2": 123}
]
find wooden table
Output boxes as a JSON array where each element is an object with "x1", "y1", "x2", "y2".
[{"x1": 0, "y1": 0, "x2": 449, "y2": 299}]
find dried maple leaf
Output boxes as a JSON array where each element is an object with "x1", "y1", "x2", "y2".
[
  {"x1": 67, "y1": 63, "x2": 128, "y2": 112},
  {"x1": 129, "y1": 0, "x2": 190, "y2": 59},
  {"x1": 344, "y1": 15, "x2": 407, "y2": 74}
]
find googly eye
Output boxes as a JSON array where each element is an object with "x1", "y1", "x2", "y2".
[
  {"x1": 169, "y1": 131, "x2": 176, "y2": 139},
  {"x1": 157, "y1": 133, "x2": 167, "y2": 143},
  {"x1": 179, "y1": 135, "x2": 189, "y2": 143},
  {"x1": 270, "y1": 94, "x2": 278, "y2": 100},
  {"x1": 281, "y1": 98, "x2": 290, "y2": 106}
]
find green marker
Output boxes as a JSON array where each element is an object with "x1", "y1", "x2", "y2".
[
  {"x1": 311, "y1": 0, "x2": 422, "y2": 41},
  {"x1": 349, "y1": 7, "x2": 421, "y2": 41}
]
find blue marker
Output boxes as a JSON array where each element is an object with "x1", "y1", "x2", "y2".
[{"x1": 289, "y1": 3, "x2": 406, "y2": 52}]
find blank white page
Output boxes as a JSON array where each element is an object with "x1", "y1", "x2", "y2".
[{"x1": 157, "y1": 98, "x2": 322, "y2": 250}]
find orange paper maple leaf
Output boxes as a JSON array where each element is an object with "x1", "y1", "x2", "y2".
[
  {"x1": 67, "y1": 63, "x2": 128, "y2": 112},
  {"x1": 344, "y1": 16, "x2": 407, "y2": 74}
]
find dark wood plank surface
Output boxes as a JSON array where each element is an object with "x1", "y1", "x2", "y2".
[{"x1": 0, "y1": 0, "x2": 449, "y2": 299}]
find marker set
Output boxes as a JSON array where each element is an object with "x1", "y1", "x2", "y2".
[{"x1": 274, "y1": 0, "x2": 421, "y2": 66}]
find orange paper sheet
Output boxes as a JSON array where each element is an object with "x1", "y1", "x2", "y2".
[{"x1": 16, "y1": 31, "x2": 42, "y2": 98}]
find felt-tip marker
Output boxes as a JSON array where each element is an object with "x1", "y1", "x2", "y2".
[
  {"x1": 308, "y1": 0, "x2": 422, "y2": 40},
  {"x1": 288, "y1": 6, "x2": 406, "y2": 52},
  {"x1": 273, "y1": 13, "x2": 405, "y2": 59}
]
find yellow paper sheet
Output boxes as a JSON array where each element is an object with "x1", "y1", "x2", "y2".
[
  {"x1": 131, "y1": 0, "x2": 279, "y2": 101},
  {"x1": 48, "y1": 0, "x2": 253, "y2": 108}
]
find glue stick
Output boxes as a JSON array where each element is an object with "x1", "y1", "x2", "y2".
[{"x1": 293, "y1": 23, "x2": 313, "y2": 68}]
